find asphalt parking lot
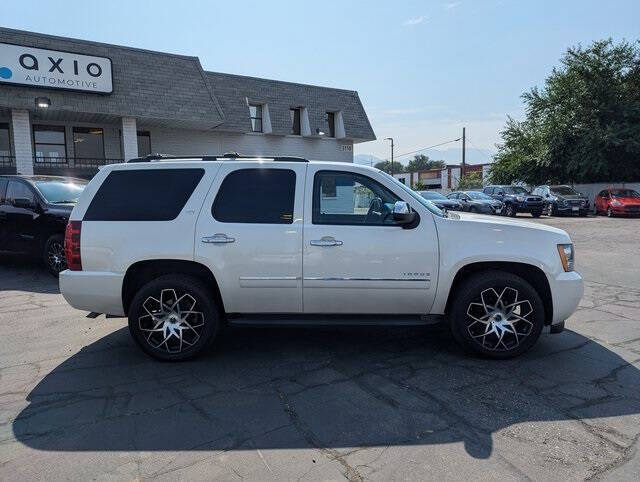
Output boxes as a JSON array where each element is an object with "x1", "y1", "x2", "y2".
[{"x1": 0, "y1": 215, "x2": 639, "y2": 481}]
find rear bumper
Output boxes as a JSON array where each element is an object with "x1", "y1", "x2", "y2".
[
  {"x1": 549, "y1": 271, "x2": 584, "y2": 326},
  {"x1": 59, "y1": 270, "x2": 125, "y2": 316}
]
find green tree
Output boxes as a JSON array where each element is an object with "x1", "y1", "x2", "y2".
[
  {"x1": 457, "y1": 172, "x2": 483, "y2": 190},
  {"x1": 406, "y1": 154, "x2": 446, "y2": 172},
  {"x1": 490, "y1": 39, "x2": 640, "y2": 185},
  {"x1": 374, "y1": 160, "x2": 405, "y2": 174}
]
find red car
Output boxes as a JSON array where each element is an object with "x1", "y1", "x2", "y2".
[{"x1": 594, "y1": 188, "x2": 640, "y2": 217}]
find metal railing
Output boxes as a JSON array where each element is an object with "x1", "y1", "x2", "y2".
[
  {"x1": 0, "y1": 155, "x2": 16, "y2": 168},
  {"x1": 33, "y1": 157, "x2": 124, "y2": 168}
]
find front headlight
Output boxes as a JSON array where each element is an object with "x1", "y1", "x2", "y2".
[
  {"x1": 516, "y1": 195, "x2": 525, "y2": 202},
  {"x1": 557, "y1": 244, "x2": 575, "y2": 272}
]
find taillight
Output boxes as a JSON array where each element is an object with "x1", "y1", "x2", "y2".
[{"x1": 64, "y1": 221, "x2": 82, "y2": 271}]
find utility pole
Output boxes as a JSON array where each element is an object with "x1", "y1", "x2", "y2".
[
  {"x1": 461, "y1": 127, "x2": 466, "y2": 176},
  {"x1": 384, "y1": 137, "x2": 394, "y2": 175}
]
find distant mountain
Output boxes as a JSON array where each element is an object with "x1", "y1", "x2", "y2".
[
  {"x1": 355, "y1": 148, "x2": 493, "y2": 167},
  {"x1": 354, "y1": 154, "x2": 383, "y2": 166}
]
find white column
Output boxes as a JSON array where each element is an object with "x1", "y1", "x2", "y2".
[
  {"x1": 121, "y1": 117, "x2": 138, "y2": 161},
  {"x1": 11, "y1": 110, "x2": 34, "y2": 175}
]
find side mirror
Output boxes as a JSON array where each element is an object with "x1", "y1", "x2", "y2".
[
  {"x1": 12, "y1": 198, "x2": 35, "y2": 209},
  {"x1": 393, "y1": 201, "x2": 416, "y2": 225}
]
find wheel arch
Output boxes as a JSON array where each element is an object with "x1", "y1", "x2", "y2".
[
  {"x1": 444, "y1": 261, "x2": 553, "y2": 324},
  {"x1": 122, "y1": 259, "x2": 225, "y2": 316}
]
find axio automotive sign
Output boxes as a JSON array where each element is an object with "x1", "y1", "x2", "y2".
[{"x1": 0, "y1": 43, "x2": 113, "y2": 94}]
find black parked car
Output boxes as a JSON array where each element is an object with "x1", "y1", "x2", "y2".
[
  {"x1": 0, "y1": 175, "x2": 87, "y2": 275},
  {"x1": 418, "y1": 190, "x2": 463, "y2": 211},
  {"x1": 447, "y1": 191, "x2": 504, "y2": 215},
  {"x1": 532, "y1": 185, "x2": 589, "y2": 216},
  {"x1": 483, "y1": 185, "x2": 544, "y2": 217}
]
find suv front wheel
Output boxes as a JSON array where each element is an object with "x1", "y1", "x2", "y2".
[
  {"x1": 128, "y1": 275, "x2": 220, "y2": 361},
  {"x1": 449, "y1": 271, "x2": 545, "y2": 358}
]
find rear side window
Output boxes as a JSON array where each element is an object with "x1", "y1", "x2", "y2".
[
  {"x1": 484, "y1": 187, "x2": 494, "y2": 194},
  {"x1": 84, "y1": 168, "x2": 204, "y2": 221},
  {"x1": 212, "y1": 169, "x2": 295, "y2": 224}
]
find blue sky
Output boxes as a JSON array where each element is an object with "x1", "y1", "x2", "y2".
[{"x1": 2, "y1": 0, "x2": 639, "y2": 164}]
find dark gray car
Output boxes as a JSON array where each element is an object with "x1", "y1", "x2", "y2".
[
  {"x1": 418, "y1": 191, "x2": 463, "y2": 211},
  {"x1": 447, "y1": 191, "x2": 504, "y2": 215}
]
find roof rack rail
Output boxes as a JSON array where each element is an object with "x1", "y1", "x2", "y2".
[{"x1": 127, "y1": 153, "x2": 309, "y2": 163}]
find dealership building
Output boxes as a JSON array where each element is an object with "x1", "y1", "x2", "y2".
[{"x1": 0, "y1": 28, "x2": 375, "y2": 178}]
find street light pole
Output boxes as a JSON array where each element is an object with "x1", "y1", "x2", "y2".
[{"x1": 384, "y1": 137, "x2": 394, "y2": 175}]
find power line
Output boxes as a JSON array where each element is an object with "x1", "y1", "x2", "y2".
[
  {"x1": 465, "y1": 137, "x2": 494, "y2": 164},
  {"x1": 380, "y1": 137, "x2": 462, "y2": 163}
]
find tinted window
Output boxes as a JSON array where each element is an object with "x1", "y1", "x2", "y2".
[
  {"x1": 313, "y1": 171, "x2": 400, "y2": 225},
  {"x1": 85, "y1": 169, "x2": 204, "y2": 221},
  {"x1": 213, "y1": 169, "x2": 295, "y2": 224},
  {"x1": 484, "y1": 187, "x2": 494, "y2": 194},
  {"x1": 6, "y1": 181, "x2": 35, "y2": 203}
]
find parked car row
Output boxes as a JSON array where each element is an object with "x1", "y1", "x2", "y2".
[{"x1": 419, "y1": 184, "x2": 640, "y2": 219}]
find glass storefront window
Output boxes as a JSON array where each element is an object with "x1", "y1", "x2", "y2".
[
  {"x1": 137, "y1": 131, "x2": 152, "y2": 157},
  {"x1": 0, "y1": 123, "x2": 10, "y2": 157},
  {"x1": 33, "y1": 125, "x2": 67, "y2": 163},
  {"x1": 73, "y1": 127, "x2": 105, "y2": 159}
]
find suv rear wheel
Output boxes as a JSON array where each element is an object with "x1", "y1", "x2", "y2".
[
  {"x1": 128, "y1": 275, "x2": 220, "y2": 361},
  {"x1": 449, "y1": 271, "x2": 544, "y2": 358},
  {"x1": 505, "y1": 204, "x2": 516, "y2": 217}
]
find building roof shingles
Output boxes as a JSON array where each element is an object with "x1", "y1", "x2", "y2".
[{"x1": 0, "y1": 28, "x2": 375, "y2": 141}]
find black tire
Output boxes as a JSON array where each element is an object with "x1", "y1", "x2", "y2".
[
  {"x1": 43, "y1": 234, "x2": 67, "y2": 276},
  {"x1": 128, "y1": 275, "x2": 220, "y2": 361},
  {"x1": 448, "y1": 271, "x2": 545, "y2": 359},
  {"x1": 505, "y1": 204, "x2": 516, "y2": 217},
  {"x1": 531, "y1": 210, "x2": 543, "y2": 218}
]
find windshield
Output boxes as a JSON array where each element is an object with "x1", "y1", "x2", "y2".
[
  {"x1": 467, "y1": 191, "x2": 493, "y2": 200},
  {"x1": 419, "y1": 191, "x2": 447, "y2": 200},
  {"x1": 551, "y1": 186, "x2": 579, "y2": 196},
  {"x1": 611, "y1": 189, "x2": 640, "y2": 198},
  {"x1": 382, "y1": 172, "x2": 446, "y2": 217},
  {"x1": 35, "y1": 180, "x2": 87, "y2": 203},
  {"x1": 502, "y1": 186, "x2": 529, "y2": 194}
]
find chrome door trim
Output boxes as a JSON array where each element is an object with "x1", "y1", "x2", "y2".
[
  {"x1": 239, "y1": 276, "x2": 301, "y2": 281},
  {"x1": 303, "y1": 277, "x2": 430, "y2": 282}
]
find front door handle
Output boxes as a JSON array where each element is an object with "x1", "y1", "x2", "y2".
[
  {"x1": 202, "y1": 233, "x2": 235, "y2": 244},
  {"x1": 310, "y1": 237, "x2": 343, "y2": 247}
]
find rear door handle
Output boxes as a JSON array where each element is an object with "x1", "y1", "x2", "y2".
[
  {"x1": 310, "y1": 237, "x2": 343, "y2": 247},
  {"x1": 202, "y1": 233, "x2": 235, "y2": 244}
]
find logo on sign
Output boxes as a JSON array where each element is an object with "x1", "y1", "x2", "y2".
[{"x1": 0, "y1": 43, "x2": 113, "y2": 94}]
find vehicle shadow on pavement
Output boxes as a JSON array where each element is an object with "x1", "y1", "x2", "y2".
[
  {"x1": 12, "y1": 325, "x2": 640, "y2": 459},
  {"x1": 0, "y1": 257, "x2": 59, "y2": 294}
]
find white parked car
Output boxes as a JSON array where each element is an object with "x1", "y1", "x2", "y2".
[{"x1": 60, "y1": 155, "x2": 584, "y2": 361}]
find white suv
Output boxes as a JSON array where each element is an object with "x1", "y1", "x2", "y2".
[{"x1": 60, "y1": 155, "x2": 583, "y2": 361}]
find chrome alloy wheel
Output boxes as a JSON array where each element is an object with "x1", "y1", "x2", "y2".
[
  {"x1": 138, "y1": 288, "x2": 205, "y2": 354},
  {"x1": 47, "y1": 241, "x2": 66, "y2": 273},
  {"x1": 465, "y1": 287, "x2": 534, "y2": 351}
]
